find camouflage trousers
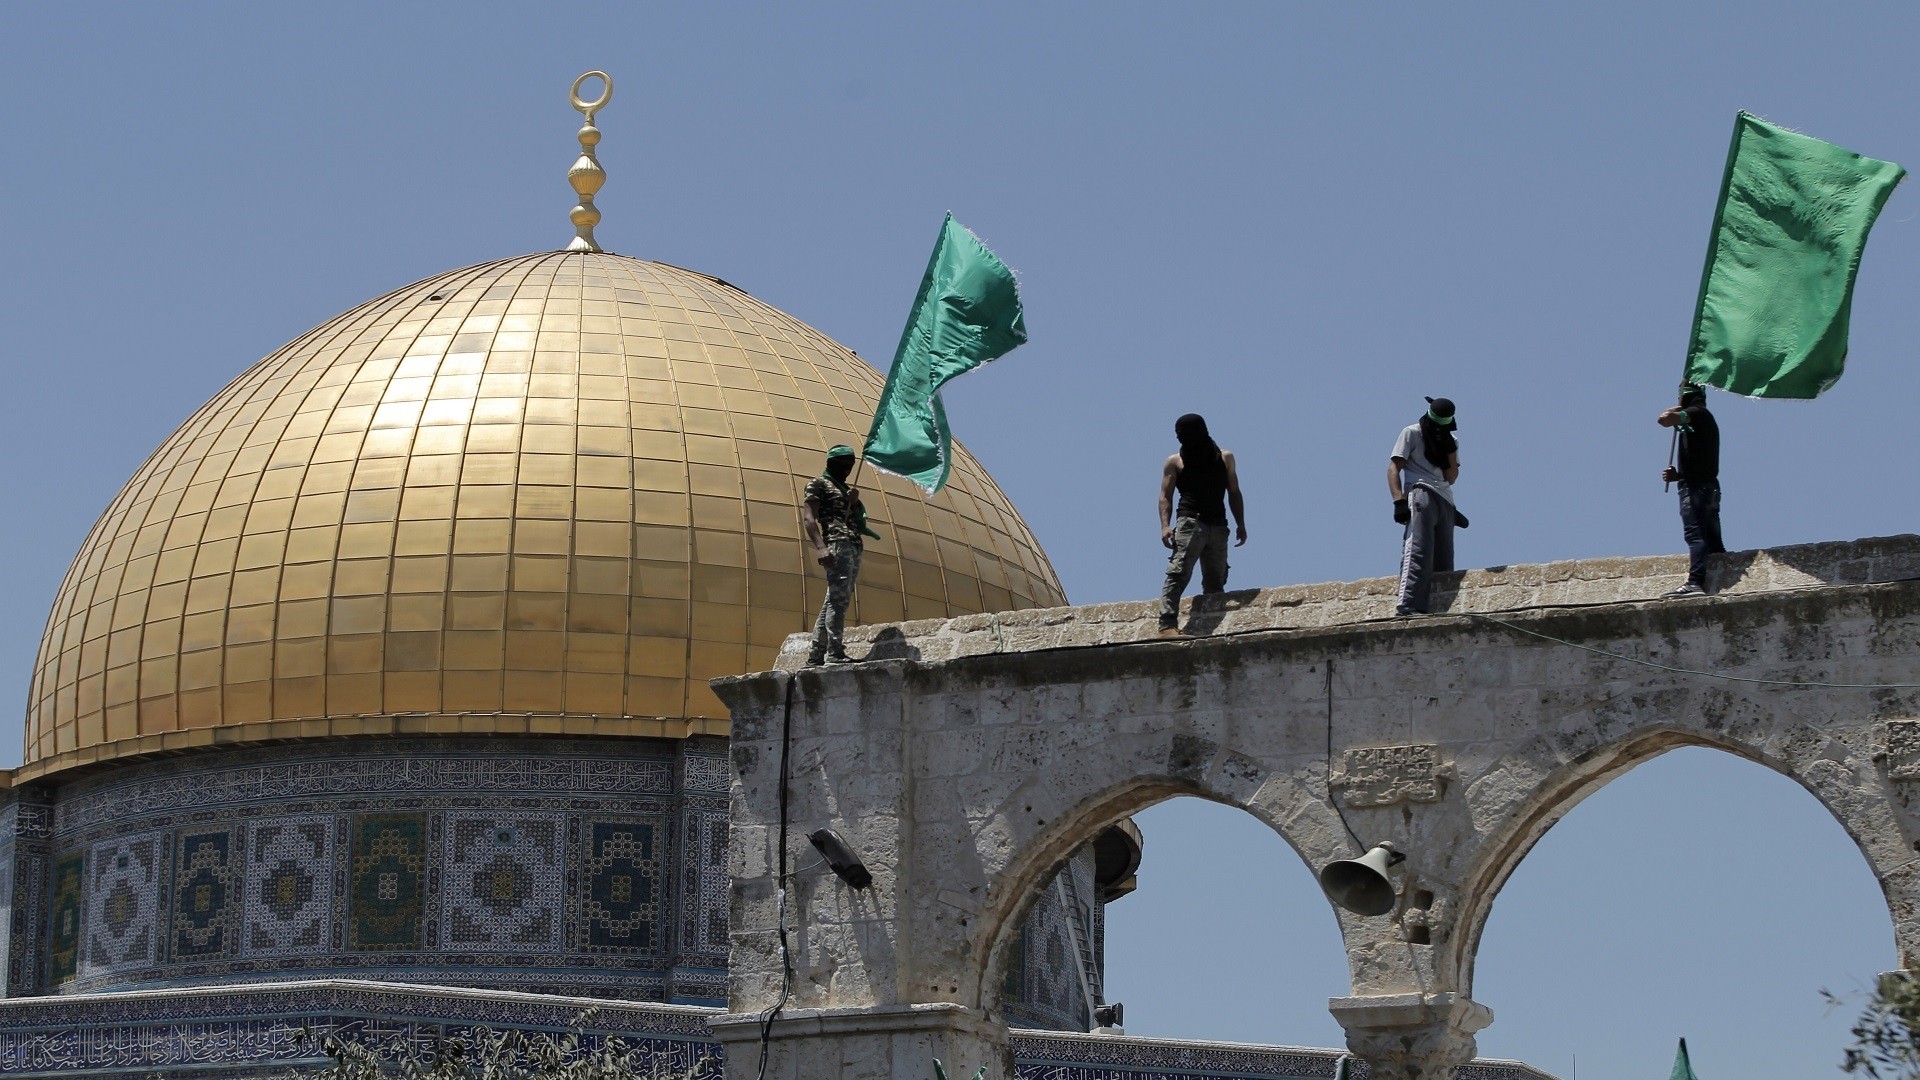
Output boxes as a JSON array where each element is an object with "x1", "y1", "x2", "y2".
[{"x1": 808, "y1": 540, "x2": 863, "y2": 663}]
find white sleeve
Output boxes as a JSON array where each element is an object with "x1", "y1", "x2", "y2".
[{"x1": 1391, "y1": 426, "x2": 1416, "y2": 462}]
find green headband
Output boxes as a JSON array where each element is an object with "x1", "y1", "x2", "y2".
[{"x1": 1425, "y1": 410, "x2": 1455, "y2": 426}]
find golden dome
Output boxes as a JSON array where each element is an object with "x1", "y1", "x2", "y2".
[{"x1": 22, "y1": 252, "x2": 1064, "y2": 779}]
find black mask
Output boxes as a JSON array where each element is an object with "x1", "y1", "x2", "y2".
[
  {"x1": 1419, "y1": 397, "x2": 1458, "y2": 467},
  {"x1": 1174, "y1": 413, "x2": 1220, "y2": 465}
]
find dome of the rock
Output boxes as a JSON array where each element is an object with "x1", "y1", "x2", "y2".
[{"x1": 21, "y1": 250, "x2": 1065, "y2": 780}]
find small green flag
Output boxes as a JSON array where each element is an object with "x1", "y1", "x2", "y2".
[
  {"x1": 1668, "y1": 1037, "x2": 1699, "y2": 1080},
  {"x1": 863, "y1": 213, "x2": 1027, "y2": 494},
  {"x1": 1684, "y1": 112, "x2": 1904, "y2": 399}
]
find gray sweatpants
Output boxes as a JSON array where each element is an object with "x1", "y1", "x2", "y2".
[
  {"x1": 808, "y1": 540, "x2": 863, "y2": 661},
  {"x1": 1398, "y1": 486, "x2": 1455, "y2": 613},
  {"x1": 1159, "y1": 517, "x2": 1231, "y2": 627}
]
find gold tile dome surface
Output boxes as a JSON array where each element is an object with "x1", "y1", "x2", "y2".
[{"x1": 22, "y1": 252, "x2": 1065, "y2": 779}]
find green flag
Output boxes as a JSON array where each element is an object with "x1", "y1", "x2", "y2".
[
  {"x1": 1684, "y1": 112, "x2": 1904, "y2": 398},
  {"x1": 863, "y1": 213, "x2": 1027, "y2": 494},
  {"x1": 1668, "y1": 1037, "x2": 1699, "y2": 1080}
]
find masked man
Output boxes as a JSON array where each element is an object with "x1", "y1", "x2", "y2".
[
  {"x1": 1657, "y1": 383, "x2": 1724, "y2": 597},
  {"x1": 1388, "y1": 397, "x2": 1464, "y2": 616},
  {"x1": 1156, "y1": 414, "x2": 1248, "y2": 638},
  {"x1": 802, "y1": 445, "x2": 877, "y2": 665}
]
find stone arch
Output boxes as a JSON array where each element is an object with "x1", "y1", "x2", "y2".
[
  {"x1": 971, "y1": 765, "x2": 1349, "y2": 1019},
  {"x1": 710, "y1": 542, "x2": 1920, "y2": 1080},
  {"x1": 1452, "y1": 720, "x2": 1912, "y2": 998}
]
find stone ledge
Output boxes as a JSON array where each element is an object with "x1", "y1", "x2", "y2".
[
  {"x1": 1011, "y1": 1027, "x2": 1553, "y2": 1080},
  {"x1": 769, "y1": 535, "x2": 1920, "y2": 670},
  {"x1": 709, "y1": 1001, "x2": 997, "y2": 1042}
]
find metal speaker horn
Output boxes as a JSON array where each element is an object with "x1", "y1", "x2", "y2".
[{"x1": 1318, "y1": 842, "x2": 1406, "y2": 916}]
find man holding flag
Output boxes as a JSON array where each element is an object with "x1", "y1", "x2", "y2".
[
  {"x1": 1659, "y1": 112, "x2": 1903, "y2": 592},
  {"x1": 1657, "y1": 384, "x2": 1724, "y2": 598},
  {"x1": 802, "y1": 445, "x2": 876, "y2": 667},
  {"x1": 798, "y1": 213, "x2": 1023, "y2": 664}
]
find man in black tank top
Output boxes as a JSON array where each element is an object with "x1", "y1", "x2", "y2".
[{"x1": 1157, "y1": 414, "x2": 1248, "y2": 637}]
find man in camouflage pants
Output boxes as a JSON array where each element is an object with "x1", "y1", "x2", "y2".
[{"x1": 802, "y1": 445, "x2": 873, "y2": 666}]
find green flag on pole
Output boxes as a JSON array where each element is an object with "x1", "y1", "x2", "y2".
[
  {"x1": 863, "y1": 213, "x2": 1027, "y2": 494},
  {"x1": 1684, "y1": 112, "x2": 1904, "y2": 399},
  {"x1": 1668, "y1": 1037, "x2": 1699, "y2": 1080}
]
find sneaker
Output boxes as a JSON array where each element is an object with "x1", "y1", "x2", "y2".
[
  {"x1": 1394, "y1": 604, "x2": 1423, "y2": 617},
  {"x1": 823, "y1": 653, "x2": 856, "y2": 666},
  {"x1": 1155, "y1": 626, "x2": 1190, "y2": 639},
  {"x1": 1661, "y1": 583, "x2": 1706, "y2": 599},
  {"x1": 804, "y1": 655, "x2": 826, "y2": 668}
]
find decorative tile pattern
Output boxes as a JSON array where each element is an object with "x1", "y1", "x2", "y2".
[
  {"x1": 55, "y1": 744, "x2": 674, "y2": 833},
  {"x1": 46, "y1": 852, "x2": 83, "y2": 985},
  {"x1": 1004, "y1": 854, "x2": 1098, "y2": 1034},
  {"x1": 84, "y1": 833, "x2": 161, "y2": 978},
  {"x1": 348, "y1": 814, "x2": 429, "y2": 951},
  {"x1": 682, "y1": 753, "x2": 732, "y2": 794},
  {"x1": 679, "y1": 804, "x2": 730, "y2": 957},
  {"x1": 0, "y1": 798, "x2": 22, "y2": 995},
  {"x1": 441, "y1": 814, "x2": 564, "y2": 952},
  {"x1": 3, "y1": 794, "x2": 52, "y2": 996},
  {"x1": 0, "y1": 982, "x2": 726, "y2": 1079},
  {"x1": 580, "y1": 818, "x2": 666, "y2": 955},
  {"x1": 5, "y1": 737, "x2": 1086, "y2": 1018},
  {"x1": 170, "y1": 830, "x2": 234, "y2": 961},
  {"x1": 243, "y1": 816, "x2": 334, "y2": 957}
]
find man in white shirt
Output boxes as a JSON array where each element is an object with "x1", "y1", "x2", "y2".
[{"x1": 1387, "y1": 397, "x2": 1461, "y2": 616}]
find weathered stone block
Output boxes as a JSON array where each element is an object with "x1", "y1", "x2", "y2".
[{"x1": 1332, "y1": 744, "x2": 1454, "y2": 807}]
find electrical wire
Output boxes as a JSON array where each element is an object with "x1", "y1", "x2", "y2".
[
  {"x1": 755, "y1": 675, "x2": 798, "y2": 1080},
  {"x1": 1324, "y1": 658, "x2": 1365, "y2": 850}
]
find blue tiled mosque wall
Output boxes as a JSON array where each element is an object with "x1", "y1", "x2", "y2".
[
  {"x1": 0, "y1": 737, "x2": 735, "y2": 1002},
  {"x1": 0, "y1": 735, "x2": 1087, "y2": 1022},
  {"x1": 1003, "y1": 845, "x2": 1102, "y2": 1032}
]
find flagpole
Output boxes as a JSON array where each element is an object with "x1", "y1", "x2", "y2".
[{"x1": 1664, "y1": 426, "x2": 1677, "y2": 493}]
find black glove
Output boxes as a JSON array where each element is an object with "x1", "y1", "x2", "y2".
[
  {"x1": 1453, "y1": 509, "x2": 1470, "y2": 529},
  {"x1": 1393, "y1": 498, "x2": 1410, "y2": 525}
]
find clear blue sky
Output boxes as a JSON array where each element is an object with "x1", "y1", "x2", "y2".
[{"x1": 1, "y1": 4, "x2": 1911, "y2": 1076}]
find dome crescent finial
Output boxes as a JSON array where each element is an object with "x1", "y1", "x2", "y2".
[{"x1": 565, "y1": 71, "x2": 613, "y2": 253}]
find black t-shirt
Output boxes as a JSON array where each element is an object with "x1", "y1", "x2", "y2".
[
  {"x1": 1677, "y1": 405, "x2": 1719, "y2": 483},
  {"x1": 1174, "y1": 450, "x2": 1229, "y2": 525}
]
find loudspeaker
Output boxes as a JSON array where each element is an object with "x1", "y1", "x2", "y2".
[{"x1": 1318, "y1": 842, "x2": 1405, "y2": 916}]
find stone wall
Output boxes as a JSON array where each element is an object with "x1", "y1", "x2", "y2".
[{"x1": 717, "y1": 536, "x2": 1920, "y2": 1079}]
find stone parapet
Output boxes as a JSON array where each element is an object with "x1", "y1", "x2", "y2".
[
  {"x1": 775, "y1": 534, "x2": 1920, "y2": 667},
  {"x1": 1009, "y1": 1028, "x2": 1553, "y2": 1079}
]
